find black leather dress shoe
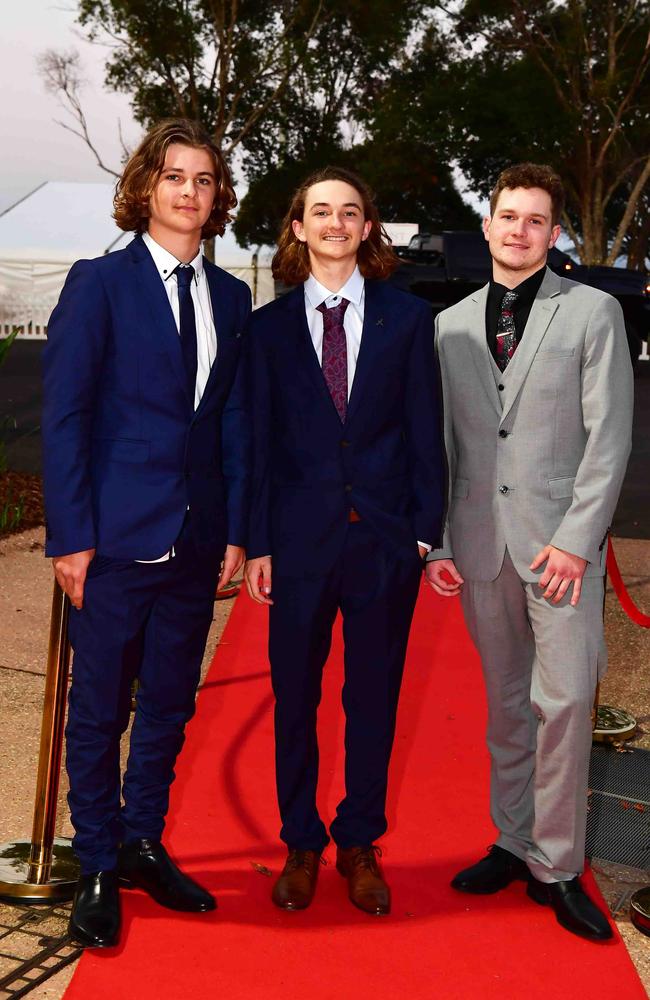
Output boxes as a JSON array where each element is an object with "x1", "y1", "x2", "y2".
[
  {"x1": 68, "y1": 871, "x2": 120, "y2": 948},
  {"x1": 451, "y1": 845, "x2": 529, "y2": 894},
  {"x1": 527, "y1": 876, "x2": 613, "y2": 941},
  {"x1": 117, "y1": 839, "x2": 216, "y2": 912}
]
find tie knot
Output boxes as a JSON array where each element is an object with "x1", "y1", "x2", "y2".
[
  {"x1": 317, "y1": 298, "x2": 350, "y2": 327},
  {"x1": 500, "y1": 289, "x2": 518, "y2": 312},
  {"x1": 174, "y1": 263, "x2": 195, "y2": 289}
]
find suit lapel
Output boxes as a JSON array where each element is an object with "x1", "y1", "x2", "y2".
[
  {"x1": 466, "y1": 284, "x2": 503, "y2": 419},
  {"x1": 345, "y1": 280, "x2": 391, "y2": 425},
  {"x1": 500, "y1": 267, "x2": 561, "y2": 422},
  {"x1": 128, "y1": 236, "x2": 190, "y2": 404},
  {"x1": 193, "y1": 261, "x2": 237, "y2": 419}
]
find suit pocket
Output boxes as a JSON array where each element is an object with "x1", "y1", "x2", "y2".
[
  {"x1": 96, "y1": 438, "x2": 150, "y2": 463},
  {"x1": 452, "y1": 477, "x2": 469, "y2": 499},
  {"x1": 536, "y1": 348, "x2": 576, "y2": 359},
  {"x1": 548, "y1": 475, "x2": 575, "y2": 499}
]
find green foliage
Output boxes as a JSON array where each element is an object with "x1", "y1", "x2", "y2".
[
  {"x1": 70, "y1": 0, "x2": 649, "y2": 264},
  {"x1": 0, "y1": 489, "x2": 24, "y2": 536},
  {"x1": 0, "y1": 327, "x2": 19, "y2": 370}
]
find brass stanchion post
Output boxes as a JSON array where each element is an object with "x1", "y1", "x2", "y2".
[{"x1": 0, "y1": 581, "x2": 80, "y2": 902}]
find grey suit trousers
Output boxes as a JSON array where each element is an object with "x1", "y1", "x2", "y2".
[{"x1": 460, "y1": 549, "x2": 605, "y2": 883}]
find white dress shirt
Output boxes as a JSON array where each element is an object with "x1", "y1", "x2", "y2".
[
  {"x1": 304, "y1": 266, "x2": 364, "y2": 400},
  {"x1": 142, "y1": 231, "x2": 216, "y2": 411},
  {"x1": 138, "y1": 233, "x2": 218, "y2": 562}
]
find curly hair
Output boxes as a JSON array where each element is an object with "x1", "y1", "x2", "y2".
[
  {"x1": 489, "y1": 162, "x2": 565, "y2": 226},
  {"x1": 113, "y1": 118, "x2": 237, "y2": 238},
  {"x1": 272, "y1": 166, "x2": 398, "y2": 285}
]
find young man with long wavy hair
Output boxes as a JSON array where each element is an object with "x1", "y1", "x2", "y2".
[
  {"x1": 244, "y1": 166, "x2": 445, "y2": 915},
  {"x1": 42, "y1": 118, "x2": 251, "y2": 947}
]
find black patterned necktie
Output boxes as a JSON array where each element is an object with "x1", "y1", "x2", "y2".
[
  {"x1": 316, "y1": 298, "x2": 350, "y2": 422},
  {"x1": 496, "y1": 289, "x2": 518, "y2": 372},
  {"x1": 174, "y1": 263, "x2": 198, "y2": 405}
]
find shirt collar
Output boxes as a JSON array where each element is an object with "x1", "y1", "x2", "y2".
[
  {"x1": 304, "y1": 265, "x2": 364, "y2": 310},
  {"x1": 142, "y1": 231, "x2": 203, "y2": 283},
  {"x1": 489, "y1": 265, "x2": 546, "y2": 310}
]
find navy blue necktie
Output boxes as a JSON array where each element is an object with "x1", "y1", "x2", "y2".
[{"x1": 174, "y1": 264, "x2": 198, "y2": 405}]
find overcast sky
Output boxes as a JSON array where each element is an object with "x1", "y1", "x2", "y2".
[
  {"x1": 1, "y1": 0, "x2": 140, "y2": 215},
  {"x1": 1, "y1": 0, "x2": 489, "y2": 224}
]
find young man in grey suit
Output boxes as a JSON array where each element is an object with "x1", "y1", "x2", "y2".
[{"x1": 427, "y1": 163, "x2": 633, "y2": 942}]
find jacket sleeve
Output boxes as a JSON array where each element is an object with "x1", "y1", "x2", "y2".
[
  {"x1": 221, "y1": 283, "x2": 253, "y2": 548},
  {"x1": 245, "y1": 315, "x2": 272, "y2": 559},
  {"x1": 550, "y1": 294, "x2": 633, "y2": 563},
  {"x1": 426, "y1": 316, "x2": 455, "y2": 562},
  {"x1": 41, "y1": 259, "x2": 109, "y2": 557},
  {"x1": 403, "y1": 301, "x2": 446, "y2": 549}
]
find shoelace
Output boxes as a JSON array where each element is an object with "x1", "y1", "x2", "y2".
[
  {"x1": 285, "y1": 850, "x2": 327, "y2": 874},
  {"x1": 349, "y1": 845, "x2": 382, "y2": 872}
]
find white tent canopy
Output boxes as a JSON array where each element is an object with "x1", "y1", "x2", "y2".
[{"x1": 0, "y1": 181, "x2": 274, "y2": 338}]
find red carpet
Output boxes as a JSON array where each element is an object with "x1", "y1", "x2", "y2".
[{"x1": 65, "y1": 585, "x2": 646, "y2": 999}]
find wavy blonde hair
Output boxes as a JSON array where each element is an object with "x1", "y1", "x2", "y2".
[
  {"x1": 114, "y1": 118, "x2": 237, "y2": 238},
  {"x1": 272, "y1": 166, "x2": 398, "y2": 285}
]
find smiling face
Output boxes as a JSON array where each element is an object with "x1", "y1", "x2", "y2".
[
  {"x1": 483, "y1": 186, "x2": 561, "y2": 285},
  {"x1": 292, "y1": 179, "x2": 372, "y2": 277},
  {"x1": 148, "y1": 143, "x2": 216, "y2": 250}
]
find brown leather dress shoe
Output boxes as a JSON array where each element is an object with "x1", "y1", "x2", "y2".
[
  {"x1": 272, "y1": 849, "x2": 322, "y2": 910},
  {"x1": 336, "y1": 845, "x2": 390, "y2": 915}
]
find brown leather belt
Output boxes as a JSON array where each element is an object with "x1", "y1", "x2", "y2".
[{"x1": 348, "y1": 508, "x2": 361, "y2": 523}]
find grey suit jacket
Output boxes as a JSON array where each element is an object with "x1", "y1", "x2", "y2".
[{"x1": 430, "y1": 267, "x2": 633, "y2": 582}]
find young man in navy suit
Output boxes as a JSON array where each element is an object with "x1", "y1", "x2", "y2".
[
  {"x1": 244, "y1": 167, "x2": 445, "y2": 915},
  {"x1": 42, "y1": 119, "x2": 251, "y2": 947}
]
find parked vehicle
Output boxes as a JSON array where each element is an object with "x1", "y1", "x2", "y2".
[{"x1": 390, "y1": 231, "x2": 649, "y2": 367}]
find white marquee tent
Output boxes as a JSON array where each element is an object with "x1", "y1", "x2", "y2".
[{"x1": 0, "y1": 181, "x2": 274, "y2": 339}]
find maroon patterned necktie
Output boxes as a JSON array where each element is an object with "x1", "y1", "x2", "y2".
[
  {"x1": 495, "y1": 289, "x2": 519, "y2": 372},
  {"x1": 317, "y1": 298, "x2": 350, "y2": 422}
]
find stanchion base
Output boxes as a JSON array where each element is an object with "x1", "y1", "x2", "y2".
[
  {"x1": 630, "y1": 888, "x2": 650, "y2": 937},
  {"x1": 592, "y1": 705, "x2": 637, "y2": 743},
  {"x1": 0, "y1": 838, "x2": 79, "y2": 904}
]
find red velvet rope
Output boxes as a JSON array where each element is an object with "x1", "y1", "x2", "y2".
[{"x1": 607, "y1": 541, "x2": 650, "y2": 628}]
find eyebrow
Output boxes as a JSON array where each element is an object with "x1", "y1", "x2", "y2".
[
  {"x1": 498, "y1": 207, "x2": 548, "y2": 219},
  {"x1": 309, "y1": 201, "x2": 363, "y2": 210},
  {"x1": 162, "y1": 166, "x2": 215, "y2": 177}
]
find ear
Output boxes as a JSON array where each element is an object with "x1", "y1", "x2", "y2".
[
  {"x1": 548, "y1": 224, "x2": 561, "y2": 249},
  {"x1": 360, "y1": 219, "x2": 372, "y2": 241},
  {"x1": 482, "y1": 216, "x2": 491, "y2": 242},
  {"x1": 292, "y1": 218, "x2": 307, "y2": 243}
]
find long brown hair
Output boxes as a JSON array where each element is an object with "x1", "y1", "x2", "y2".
[
  {"x1": 113, "y1": 118, "x2": 237, "y2": 238},
  {"x1": 272, "y1": 166, "x2": 398, "y2": 284}
]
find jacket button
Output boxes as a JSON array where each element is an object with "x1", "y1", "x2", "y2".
[
  {"x1": 499, "y1": 429, "x2": 508, "y2": 438},
  {"x1": 341, "y1": 439, "x2": 351, "y2": 448},
  {"x1": 499, "y1": 484, "x2": 509, "y2": 494},
  {"x1": 344, "y1": 484, "x2": 352, "y2": 492},
  {"x1": 498, "y1": 383, "x2": 505, "y2": 391}
]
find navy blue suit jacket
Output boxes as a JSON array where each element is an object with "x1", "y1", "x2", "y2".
[
  {"x1": 248, "y1": 280, "x2": 445, "y2": 576},
  {"x1": 42, "y1": 234, "x2": 251, "y2": 560}
]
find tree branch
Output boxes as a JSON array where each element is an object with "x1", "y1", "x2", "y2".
[{"x1": 607, "y1": 155, "x2": 650, "y2": 263}]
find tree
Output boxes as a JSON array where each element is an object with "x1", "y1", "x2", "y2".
[
  {"x1": 449, "y1": 0, "x2": 650, "y2": 266},
  {"x1": 234, "y1": 3, "x2": 480, "y2": 244},
  {"x1": 38, "y1": 0, "x2": 329, "y2": 174},
  {"x1": 233, "y1": 139, "x2": 479, "y2": 248}
]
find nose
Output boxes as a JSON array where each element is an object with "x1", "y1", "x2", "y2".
[
  {"x1": 330, "y1": 212, "x2": 344, "y2": 229},
  {"x1": 180, "y1": 178, "x2": 196, "y2": 198}
]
